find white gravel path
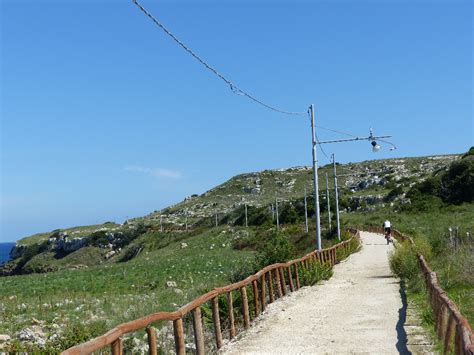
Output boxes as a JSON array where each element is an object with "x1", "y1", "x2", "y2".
[{"x1": 222, "y1": 232, "x2": 408, "y2": 354}]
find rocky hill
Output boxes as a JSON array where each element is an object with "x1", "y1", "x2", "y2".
[
  {"x1": 2, "y1": 154, "x2": 459, "y2": 276},
  {"x1": 134, "y1": 154, "x2": 459, "y2": 226}
]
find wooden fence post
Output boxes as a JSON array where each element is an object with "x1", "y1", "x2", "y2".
[
  {"x1": 454, "y1": 325, "x2": 462, "y2": 355},
  {"x1": 227, "y1": 292, "x2": 236, "y2": 339},
  {"x1": 260, "y1": 274, "x2": 267, "y2": 311},
  {"x1": 287, "y1": 266, "x2": 294, "y2": 292},
  {"x1": 240, "y1": 286, "x2": 250, "y2": 330},
  {"x1": 212, "y1": 297, "x2": 223, "y2": 349},
  {"x1": 111, "y1": 338, "x2": 123, "y2": 355},
  {"x1": 252, "y1": 280, "x2": 260, "y2": 317},
  {"x1": 173, "y1": 318, "x2": 185, "y2": 355},
  {"x1": 436, "y1": 304, "x2": 447, "y2": 341},
  {"x1": 444, "y1": 313, "x2": 455, "y2": 353},
  {"x1": 295, "y1": 263, "x2": 301, "y2": 289},
  {"x1": 192, "y1": 307, "x2": 205, "y2": 355},
  {"x1": 279, "y1": 268, "x2": 287, "y2": 295},
  {"x1": 268, "y1": 271, "x2": 275, "y2": 303},
  {"x1": 146, "y1": 327, "x2": 158, "y2": 355},
  {"x1": 275, "y1": 268, "x2": 283, "y2": 298}
]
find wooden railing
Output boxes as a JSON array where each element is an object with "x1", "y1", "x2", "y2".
[
  {"x1": 62, "y1": 231, "x2": 360, "y2": 355},
  {"x1": 363, "y1": 226, "x2": 473, "y2": 355}
]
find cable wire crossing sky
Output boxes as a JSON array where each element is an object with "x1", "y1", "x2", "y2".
[{"x1": 132, "y1": 0, "x2": 307, "y2": 116}]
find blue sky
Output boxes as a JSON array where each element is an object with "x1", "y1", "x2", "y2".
[{"x1": 1, "y1": 0, "x2": 472, "y2": 242}]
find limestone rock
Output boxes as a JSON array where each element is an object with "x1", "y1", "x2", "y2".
[
  {"x1": 166, "y1": 281, "x2": 177, "y2": 288},
  {"x1": 0, "y1": 334, "x2": 11, "y2": 342}
]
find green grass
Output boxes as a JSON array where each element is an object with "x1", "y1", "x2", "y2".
[
  {"x1": 22, "y1": 247, "x2": 105, "y2": 273},
  {"x1": 0, "y1": 226, "x2": 255, "y2": 351}
]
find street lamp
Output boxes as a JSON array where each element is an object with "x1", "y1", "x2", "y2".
[{"x1": 308, "y1": 105, "x2": 395, "y2": 250}]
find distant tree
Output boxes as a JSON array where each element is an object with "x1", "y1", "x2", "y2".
[
  {"x1": 441, "y1": 159, "x2": 474, "y2": 204},
  {"x1": 279, "y1": 204, "x2": 299, "y2": 224},
  {"x1": 461, "y1": 146, "x2": 474, "y2": 159}
]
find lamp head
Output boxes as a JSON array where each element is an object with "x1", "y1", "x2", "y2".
[{"x1": 371, "y1": 140, "x2": 381, "y2": 152}]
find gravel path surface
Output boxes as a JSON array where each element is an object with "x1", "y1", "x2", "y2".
[{"x1": 222, "y1": 232, "x2": 409, "y2": 354}]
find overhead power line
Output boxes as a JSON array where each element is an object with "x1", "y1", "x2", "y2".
[
  {"x1": 315, "y1": 125, "x2": 359, "y2": 138},
  {"x1": 315, "y1": 132, "x2": 329, "y2": 159},
  {"x1": 132, "y1": 0, "x2": 306, "y2": 116}
]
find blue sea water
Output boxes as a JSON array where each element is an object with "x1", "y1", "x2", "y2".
[{"x1": 0, "y1": 243, "x2": 15, "y2": 264}]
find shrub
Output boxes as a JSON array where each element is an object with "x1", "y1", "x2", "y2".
[
  {"x1": 256, "y1": 231, "x2": 295, "y2": 268},
  {"x1": 298, "y1": 260, "x2": 333, "y2": 286},
  {"x1": 389, "y1": 242, "x2": 420, "y2": 289},
  {"x1": 279, "y1": 204, "x2": 299, "y2": 224},
  {"x1": 384, "y1": 186, "x2": 403, "y2": 202},
  {"x1": 389, "y1": 238, "x2": 431, "y2": 292}
]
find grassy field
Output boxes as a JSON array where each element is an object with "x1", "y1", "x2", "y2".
[
  {"x1": 0, "y1": 226, "x2": 256, "y2": 351},
  {"x1": 342, "y1": 203, "x2": 474, "y2": 327}
]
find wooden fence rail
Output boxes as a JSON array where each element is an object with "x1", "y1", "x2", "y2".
[
  {"x1": 362, "y1": 226, "x2": 473, "y2": 355},
  {"x1": 61, "y1": 231, "x2": 359, "y2": 355}
]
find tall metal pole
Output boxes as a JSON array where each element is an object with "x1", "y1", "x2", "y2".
[
  {"x1": 185, "y1": 210, "x2": 188, "y2": 232},
  {"x1": 325, "y1": 173, "x2": 331, "y2": 230},
  {"x1": 332, "y1": 154, "x2": 341, "y2": 241},
  {"x1": 310, "y1": 104, "x2": 322, "y2": 250},
  {"x1": 160, "y1": 214, "x2": 163, "y2": 233},
  {"x1": 275, "y1": 196, "x2": 279, "y2": 231},
  {"x1": 245, "y1": 203, "x2": 248, "y2": 228},
  {"x1": 304, "y1": 187, "x2": 308, "y2": 233}
]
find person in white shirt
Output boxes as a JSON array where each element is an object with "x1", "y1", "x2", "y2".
[{"x1": 383, "y1": 220, "x2": 391, "y2": 235}]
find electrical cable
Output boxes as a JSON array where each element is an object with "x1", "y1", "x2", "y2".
[
  {"x1": 315, "y1": 125, "x2": 359, "y2": 138},
  {"x1": 132, "y1": 0, "x2": 307, "y2": 116},
  {"x1": 315, "y1": 132, "x2": 330, "y2": 160}
]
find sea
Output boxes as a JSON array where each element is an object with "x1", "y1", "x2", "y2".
[{"x1": 0, "y1": 242, "x2": 15, "y2": 264}]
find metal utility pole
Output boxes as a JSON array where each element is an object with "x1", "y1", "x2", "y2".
[
  {"x1": 326, "y1": 173, "x2": 331, "y2": 230},
  {"x1": 185, "y1": 210, "x2": 188, "y2": 232},
  {"x1": 304, "y1": 187, "x2": 308, "y2": 233},
  {"x1": 160, "y1": 214, "x2": 163, "y2": 233},
  {"x1": 332, "y1": 154, "x2": 341, "y2": 241},
  {"x1": 245, "y1": 203, "x2": 248, "y2": 228},
  {"x1": 309, "y1": 104, "x2": 322, "y2": 250},
  {"x1": 275, "y1": 196, "x2": 280, "y2": 231}
]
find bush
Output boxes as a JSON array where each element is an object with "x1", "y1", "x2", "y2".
[
  {"x1": 389, "y1": 238, "x2": 431, "y2": 292},
  {"x1": 298, "y1": 260, "x2": 333, "y2": 286},
  {"x1": 256, "y1": 232, "x2": 295, "y2": 268},
  {"x1": 389, "y1": 242, "x2": 420, "y2": 289},
  {"x1": 279, "y1": 204, "x2": 299, "y2": 224}
]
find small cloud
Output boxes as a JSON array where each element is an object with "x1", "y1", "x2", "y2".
[
  {"x1": 125, "y1": 166, "x2": 182, "y2": 179},
  {"x1": 151, "y1": 169, "x2": 182, "y2": 179}
]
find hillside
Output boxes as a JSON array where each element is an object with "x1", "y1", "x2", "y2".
[{"x1": 2, "y1": 154, "x2": 459, "y2": 276}]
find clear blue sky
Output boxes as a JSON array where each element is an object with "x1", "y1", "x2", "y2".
[{"x1": 1, "y1": 0, "x2": 472, "y2": 242}]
